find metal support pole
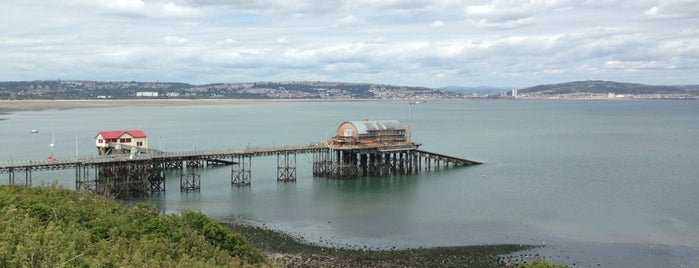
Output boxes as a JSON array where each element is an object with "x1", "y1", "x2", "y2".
[
  {"x1": 148, "y1": 160, "x2": 166, "y2": 193},
  {"x1": 24, "y1": 167, "x2": 32, "y2": 185},
  {"x1": 8, "y1": 168, "x2": 14, "y2": 185},
  {"x1": 180, "y1": 171, "x2": 200, "y2": 192},
  {"x1": 232, "y1": 155, "x2": 251, "y2": 186},
  {"x1": 277, "y1": 152, "x2": 297, "y2": 182}
]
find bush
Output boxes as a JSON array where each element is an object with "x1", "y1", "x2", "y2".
[{"x1": 0, "y1": 185, "x2": 265, "y2": 267}]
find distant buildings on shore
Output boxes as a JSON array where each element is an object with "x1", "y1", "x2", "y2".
[{"x1": 0, "y1": 80, "x2": 696, "y2": 100}]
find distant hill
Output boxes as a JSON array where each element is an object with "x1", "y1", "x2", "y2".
[
  {"x1": 519, "y1": 80, "x2": 691, "y2": 95},
  {"x1": 2, "y1": 80, "x2": 696, "y2": 100},
  {"x1": 0, "y1": 80, "x2": 460, "y2": 100},
  {"x1": 440, "y1": 86, "x2": 508, "y2": 97}
]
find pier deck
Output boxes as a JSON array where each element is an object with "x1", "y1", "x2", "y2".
[{"x1": 1, "y1": 143, "x2": 480, "y2": 198}]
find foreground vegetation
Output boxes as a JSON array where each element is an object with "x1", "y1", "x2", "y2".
[
  {"x1": 0, "y1": 185, "x2": 264, "y2": 267},
  {"x1": 0, "y1": 184, "x2": 567, "y2": 267}
]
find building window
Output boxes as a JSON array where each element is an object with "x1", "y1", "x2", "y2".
[
  {"x1": 120, "y1": 138, "x2": 132, "y2": 143},
  {"x1": 137, "y1": 141, "x2": 143, "y2": 146},
  {"x1": 98, "y1": 139, "x2": 103, "y2": 144}
]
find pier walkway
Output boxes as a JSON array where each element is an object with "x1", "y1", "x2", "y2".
[
  {"x1": 0, "y1": 143, "x2": 329, "y2": 171},
  {"x1": 1, "y1": 143, "x2": 480, "y2": 198}
]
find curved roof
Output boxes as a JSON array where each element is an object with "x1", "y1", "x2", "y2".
[{"x1": 345, "y1": 120, "x2": 404, "y2": 135}]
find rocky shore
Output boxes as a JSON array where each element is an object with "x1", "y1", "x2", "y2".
[{"x1": 222, "y1": 222, "x2": 535, "y2": 267}]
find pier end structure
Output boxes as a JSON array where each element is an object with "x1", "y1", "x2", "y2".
[
  {"x1": 313, "y1": 119, "x2": 482, "y2": 178},
  {"x1": 314, "y1": 120, "x2": 421, "y2": 178}
]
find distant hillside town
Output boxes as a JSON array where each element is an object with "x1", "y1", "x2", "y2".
[
  {"x1": 0, "y1": 80, "x2": 458, "y2": 100},
  {"x1": 0, "y1": 80, "x2": 696, "y2": 100},
  {"x1": 515, "y1": 80, "x2": 698, "y2": 100}
]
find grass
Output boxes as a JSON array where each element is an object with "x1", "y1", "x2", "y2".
[{"x1": 0, "y1": 184, "x2": 267, "y2": 267}]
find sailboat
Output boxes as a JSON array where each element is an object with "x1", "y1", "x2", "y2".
[
  {"x1": 47, "y1": 133, "x2": 58, "y2": 163},
  {"x1": 49, "y1": 133, "x2": 55, "y2": 148}
]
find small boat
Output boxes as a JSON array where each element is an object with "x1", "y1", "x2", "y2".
[{"x1": 30, "y1": 129, "x2": 39, "y2": 134}]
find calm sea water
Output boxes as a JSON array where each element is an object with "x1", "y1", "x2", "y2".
[{"x1": 1, "y1": 100, "x2": 698, "y2": 267}]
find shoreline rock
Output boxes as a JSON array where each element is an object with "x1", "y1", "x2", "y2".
[{"x1": 221, "y1": 221, "x2": 534, "y2": 267}]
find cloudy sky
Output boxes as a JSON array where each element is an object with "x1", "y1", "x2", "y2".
[{"x1": 1, "y1": 0, "x2": 698, "y2": 87}]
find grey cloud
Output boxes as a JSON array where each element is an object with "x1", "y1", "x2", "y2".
[
  {"x1": 0, "y1": 0, "x2": 697, "y2": 87},
  {"x1": 642, "y1": 1, "x2": 699, "y2": 19}
]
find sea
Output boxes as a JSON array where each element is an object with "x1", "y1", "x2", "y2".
[{"x1": 1, "y1": 100, "x2": 698, "y2": 267}]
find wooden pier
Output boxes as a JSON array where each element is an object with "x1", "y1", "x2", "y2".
[{"x1": 0, "y1": 120, "x2": 481, "y2": 198}]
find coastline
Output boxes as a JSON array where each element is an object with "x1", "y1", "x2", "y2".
[
  {"x1": 221, "y1": 221, "x2": 534, "y2": 267},
  {"x1": 0, "y1": 99, "x2": 367, "y2": 111},
  {"x1": 1, "y1": 97, "x2": 694, "y2": 112}
]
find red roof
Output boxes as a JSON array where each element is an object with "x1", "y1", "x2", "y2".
[{"x1": 96, "y1": 130, "x2": 147, "y2": 139}]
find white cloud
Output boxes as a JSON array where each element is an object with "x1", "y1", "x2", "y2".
[
  {"x1": 0, "y1": 0, "x2": 697, "y2": 87},
  {"x1": 465, "y1": 4, "x2": 495, "y2": 15},
  {"x1": 162, "y1": 2, "x2": 201, "y2": 17},
  {"x1": 604, "y1": 60, "x2": 663, "y2": 70},
  {"x1": 110, "y1": 0, "x2": 144, "y2": 9},
  {"x1": 430, "y1": 20, "x2": 445, "y2": 27},
  {"x1": 163, "y1": 36, "x2": 188, "y2": 45},
  {"x1": 335, "y1": 15, "x2": 365, "y2": 26},
  {"x1": 93, "y1": 0, "x2": 147, "y2": 16},
  {"x1": 641, "y1": 1, "x2": 699, "y2": 19},
  {"x1": 464, "y1": 0, "x2": 568, "y2": 29},
  {"x1": 216, "y1": 38, "x2": 238, "y2": 45},
  {"x1": 643, "y1": 6, "x2": 659, "y2": 16},
  {"x1": 475, "y1": 16, "x2": 535, "y2": 29},
  {"x1": 276, "y1": 36, "x2": 288, "y2": 44},
  {"x1": 323, "y1": 62, "x2": 366, "y2": 72}
]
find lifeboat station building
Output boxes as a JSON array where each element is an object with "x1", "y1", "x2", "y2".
[
  {"x1": 95, "y1": 130, "x2": 148, "y2": 155},
  {"x1": 331, "y1": 120, "x2": 411, "y2": 147},
  {"x1": 314, "y1": 120, "x2": 422, "y2": 177}
]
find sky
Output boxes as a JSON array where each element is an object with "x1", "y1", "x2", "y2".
[{"x1": 1, "y1": 0, "x2": 698, "y2": 88}]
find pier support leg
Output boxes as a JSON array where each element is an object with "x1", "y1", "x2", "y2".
[
  {"x1": 96, "y1": 162, "x2": 150, "y2": 198},
  {"x1": 277, "y1": 152, "x2": 297, "y2": 182},
  {"x1": 75, "y1": 163, "x2": 97, "y2": 193},
  {"x1": 232, "y1": 155, "x2": 251, "y2": 187},
  {"x1": 24, "y1": 168, "x2": 32, "y2": 185},
  {"x1": 180, "y1": 160, "x2": 201, "y2": 192},
  {"x1": 369, "y1": 154, "x2": 378, "y2": 176},
  {"x1": 412, "y1": 151, "x2": 419, "y2": 174},
  {"x1": 180, "y1": 170, "x2": 200, "y2": 192},
  {"x1": 149, "y1": 160, "x2": 166, "y2": 193},
  {"x1": 383, "y1": 153, "x2": 391, "y2": 175},
  {"x1": 313, "y1": 149, "x2": 331, "y2": 177},
  {"x1": 360, "y1": 154, "x2": 368, "y2": 176},
  {"x1": 8, "y1": 168, "x2": 14, "y2": 185},
  {"x1": 3, "y1": 167, "x2": 30, "y2": 185}
]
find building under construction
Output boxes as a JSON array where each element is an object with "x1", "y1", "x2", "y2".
[{"x1": 314, "y1": 120, "x2": 423, "y2": 177}]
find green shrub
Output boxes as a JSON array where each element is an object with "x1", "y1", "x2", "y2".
[{"x1": 0, "y1": 185, "x2": 265, "y2": 267}]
